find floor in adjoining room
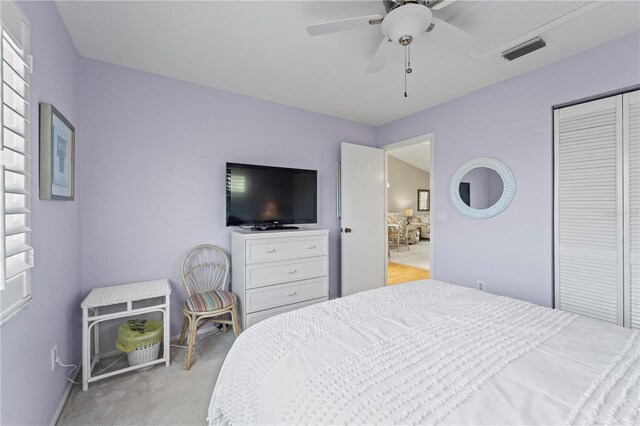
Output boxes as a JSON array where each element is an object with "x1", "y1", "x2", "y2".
[
  {"x1": 389, "y1": 239, "x2": 430, "y2": 270},
  {"x1": 57, "y1": 331, "x2": 235, "y2": 426},
  {"x1": 387, "y1": 262, "x2": 430, "y2": 285},
  {"x1": 387, "y1": 240, "x2": 431, "y2": 285}
]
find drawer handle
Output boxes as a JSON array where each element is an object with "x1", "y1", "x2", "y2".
[
  {"x1": 285, "y1": 291, "x2": 297, "y2": 296},
  {"x1": 285, "y1": 269, "x2": 297, "y2": 274},
  {"x1": 305, "y1": 245, "x2": 316, "y2": 249},
  {"x1": 264, "y1": 248, "x2": 276, "y2": 253}
]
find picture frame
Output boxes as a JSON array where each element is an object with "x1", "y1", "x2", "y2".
[
  {"x1": 39, "y1": 103, "x2": 75, "y2": 200},
  {"x1": 417, "y1": 189, "x2": 430, "y2": 211}
]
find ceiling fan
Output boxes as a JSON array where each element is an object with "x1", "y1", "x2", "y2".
[{"x1": 307, "y1": 0, "x2": 475, "y2": 74}]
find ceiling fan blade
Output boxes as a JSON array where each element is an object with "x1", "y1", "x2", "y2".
[
  {"x1": 429, "y1": 0, "x2": 459, "y2": 11},
  {"x1": 307, "y1": 15, "x2": 383, "y2": 36},
  {"x1": 365, "y1": 38, "x2": 395, "y2": 74},
  {"x1": 428, "y1": 18, "x2": 479, "y2": 51}
]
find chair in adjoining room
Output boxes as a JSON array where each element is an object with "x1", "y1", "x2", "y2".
[
  {"x1": 388, "y1": 216, "x2": 411, "y2": 252},
  {"x1": 179, "y1": 244, "x2": 240, "y2": 370},
  {"x1": 396, "y1": 217, "x2": 411, "y2": 251},
  {"x1": 388, "y1": 215, "x2": 400, "y2": 252}
]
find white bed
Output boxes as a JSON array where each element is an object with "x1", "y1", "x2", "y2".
[{"x1": 208, "y1": 280, "x2": 639, "y2": 425}]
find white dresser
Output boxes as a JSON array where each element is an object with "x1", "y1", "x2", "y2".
[{"x1": 231, "y1": 228, "x2": 330, "y2": 329}]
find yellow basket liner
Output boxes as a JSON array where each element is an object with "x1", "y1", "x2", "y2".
[{"x1": 116, "y1": 319, "x2": 163, "y2": 353}]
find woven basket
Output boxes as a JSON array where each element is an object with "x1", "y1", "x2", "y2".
[{"x1": 127, "y1": 341, "x2": 161, "y2": 371}]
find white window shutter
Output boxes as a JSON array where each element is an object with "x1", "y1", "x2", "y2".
[
  {"x1": 1, "y1": 0, "x2": 32, "y2": 322},
  {"x1": 623, "y1": 90, "x2": 640, "y2": 329},
  {"x1": 554, "y1": 95, "x2": 624, "y2": 325}
]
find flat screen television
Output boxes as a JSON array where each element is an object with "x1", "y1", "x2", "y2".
[{"x1": 226, "y1": 162, "x2": 317, "y2": 229}]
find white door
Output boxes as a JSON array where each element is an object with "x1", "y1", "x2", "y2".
[{"x1": 340, "y1": 142, "x2": 385, "y2": 296}]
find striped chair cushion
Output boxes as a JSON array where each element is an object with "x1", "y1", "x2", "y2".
[{"x1": 185, "y1": 290, "x2": 235, "y2": 312}]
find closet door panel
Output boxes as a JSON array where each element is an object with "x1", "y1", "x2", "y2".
[
  {"x1": 623, "y1": 90, "x2": 639, "y2": 329},
  {"x1": 554, "y1": 95, "x2": 623, "y2": 325}
]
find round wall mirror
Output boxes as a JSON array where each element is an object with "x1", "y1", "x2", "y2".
[{"x1": 449, "y1": 157, "x2": 516, "y2": 219}]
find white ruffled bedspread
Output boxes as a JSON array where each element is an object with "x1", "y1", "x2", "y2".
[{"x1": 208, "y1": 280, "x2": 639, "y2": 425}]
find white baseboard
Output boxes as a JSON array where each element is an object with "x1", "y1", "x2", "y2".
[
  {"x1": 50, "y1": 362, "x2": 81, "y2": 426},
  {"x1": 49, "y1": 324, "x2": 223, "y2": 425}
]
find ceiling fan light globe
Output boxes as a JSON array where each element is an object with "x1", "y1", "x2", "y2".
[{"x1": 381, "y1": 3, "x2": 433, "y2": 46}]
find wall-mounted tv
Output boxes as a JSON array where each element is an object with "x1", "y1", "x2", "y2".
[{"x1": 226, "y1": 163, "x2": 317, "y2": 229}]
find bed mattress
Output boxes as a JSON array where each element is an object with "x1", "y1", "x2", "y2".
[{"x1": 208, "y1": 280, "x2": 639, "y2": 425}]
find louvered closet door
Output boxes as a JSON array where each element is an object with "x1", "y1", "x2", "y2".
[
  {"x1": 554, "y1": 95, "x2": 623, "y2": 325},
  {"x1": 624, "y1": 90, "x2": 639, "y2": 329}
]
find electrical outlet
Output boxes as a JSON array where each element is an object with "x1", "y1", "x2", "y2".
[
  {"x1": 50, "y1": 345, "x2": 57, "y2": 371},
  {"x1": 476, "y1": 280, "x2": 485, "y2": 291}
]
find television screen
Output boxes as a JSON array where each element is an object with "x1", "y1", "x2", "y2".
[{"x1": 226, "y1": 163, "x2": 317, "y2": 226}]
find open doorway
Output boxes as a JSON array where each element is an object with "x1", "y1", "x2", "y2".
[{"x1": 384, "y1": 136, "x2": 433, "y2": 286}]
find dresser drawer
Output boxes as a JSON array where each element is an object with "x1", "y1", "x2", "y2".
[
  {"x1": 246, "y1": 257, "x2": 327, "y2": 289},
  {"x1": 246, "y1": 235, "x2": 327, "y2": 264},
  {"x1": 244, "y1": 277, "x2": 328, "y2": 314},
  {"x1": 245, "y1": 296, "x2": 328, "y2": 328}
]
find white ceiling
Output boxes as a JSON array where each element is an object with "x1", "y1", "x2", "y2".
[
  {"x1": 388, "y1": 142, "x2": 430, "y2": 172},
  {"x1": 55, "y1": 1, "x2": 640, "y2": 126}
]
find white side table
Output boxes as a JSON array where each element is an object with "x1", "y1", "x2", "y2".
[{"x1": 81, "y1": 279, "x2": 171, "y2": 391}]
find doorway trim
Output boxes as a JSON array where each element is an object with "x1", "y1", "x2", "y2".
[{"x1": 381, "y1": 132, "x2": 436, "y2": 285}]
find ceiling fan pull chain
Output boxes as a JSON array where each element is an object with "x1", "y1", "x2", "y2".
[
  {"x1": 404, "y1": 44, "x2": 413, "y2": 98},
  {"x1": 404, "y1": 45, "x2": 408, "y2": 98}
]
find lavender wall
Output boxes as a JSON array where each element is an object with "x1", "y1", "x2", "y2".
[
  {"x1": 377, "y1": 32, "x2": 640, "y2": 307},
  {"x1": 78, "y1": 58, "x2": 376, "y2": 336},
  {"x1": 0, "y1": 2, "x2": 80, "y2": 425},
  {"x1": 1, "y1": 7, "x2": 637, "y2": 422}
]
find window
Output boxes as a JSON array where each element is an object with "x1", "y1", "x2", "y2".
[{"x1": 1, "y1": 0, "x2": 32, "y2": 324}]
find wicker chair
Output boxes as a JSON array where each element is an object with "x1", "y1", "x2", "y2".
[
  {"x1": 388, "y1": 215, "x2": 400, "y2": 252},
  {"x1": 179, "y1": 245, "x2": 240, "y2": 370},
  {"x1": 396, "y1": 218, "x2": 411, "y2": 251}
]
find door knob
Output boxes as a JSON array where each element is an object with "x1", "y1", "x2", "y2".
[{"x1": 345, "y1": 228, "x2": 352, "y2": 233}]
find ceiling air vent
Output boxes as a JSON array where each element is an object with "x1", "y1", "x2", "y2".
[{"x1": 501, "y1": 37, "x2": 546, "y2": 61}]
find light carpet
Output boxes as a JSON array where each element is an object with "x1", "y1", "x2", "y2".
[
  {"x1": 57, "y1": 331, "x2": 235, "y2": 426},
  {"x1": 389, "y1": 239, "x2": 430, "y2": 270}
]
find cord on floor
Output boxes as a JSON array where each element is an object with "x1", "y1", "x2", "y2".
[
  {"x1": 170, "y1": 327, "x2": 222, "y2": 351},
  {"x1": 55, "y1": 357, "x2": 81, "y2": 385},
  {"x1": 57, "y1": 327, "x2": 223, "y2": 385}
]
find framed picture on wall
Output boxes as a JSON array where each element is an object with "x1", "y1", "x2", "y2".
[
  {"x1": 417, "y1": 189, "x2": 430, "y2": 211},
  {"x1": 40, "y1": 103, "x2": 75, "y2": 200}
]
